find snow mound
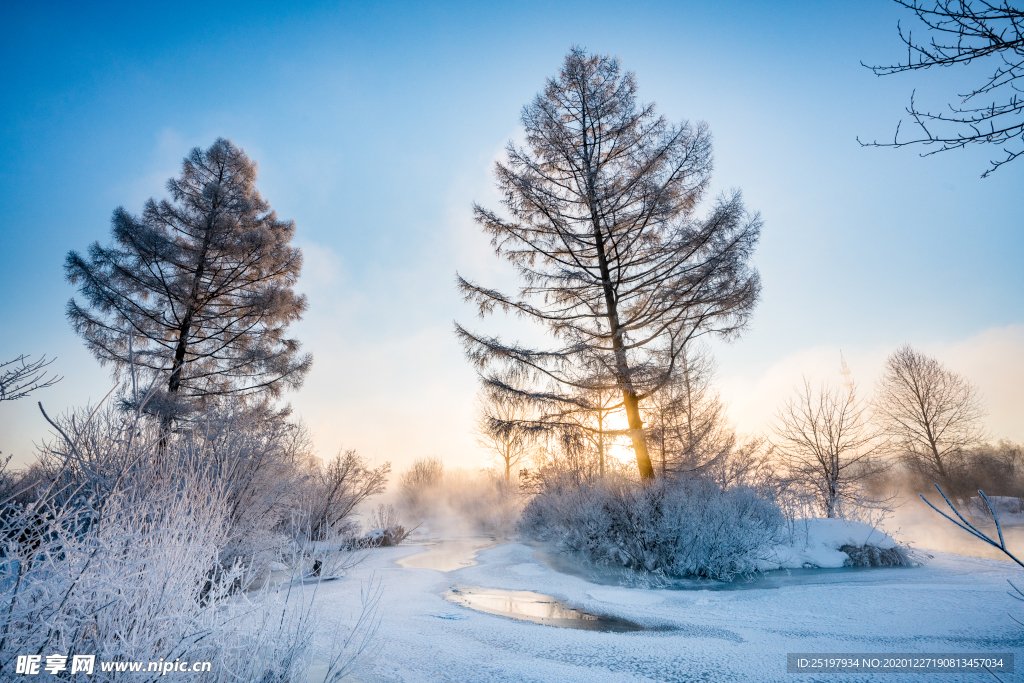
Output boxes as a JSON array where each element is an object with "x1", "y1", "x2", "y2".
[{"x1": 763, "y1": 519, "x2": 902, "y2": 570}]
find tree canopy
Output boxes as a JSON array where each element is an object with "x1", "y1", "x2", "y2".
[
  {"x1": 456, "y1": 48, "x2": 762, "y2": 480},
  {"x1": 66, "y1": 139, "x2": 311, "y2": 423}
]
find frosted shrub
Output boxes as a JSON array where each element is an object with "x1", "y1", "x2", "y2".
[
  {"x1": 198, "y1": 405, "x2": 317, "y2": 574},
  {"x1": 297, "y1": 448, "x2": 390, "y2": 544},
  {"x1": 0, "y1": 402, "x2": 378, "y2": 682},
  {"x1": 521, "y1": 476, "x2": 784, "y2": 581},
  {"x1": 30, "y1": 401, "x2": 389, "y2": 578},
  {"x1": 354, "y1": 504, "x2": 409, "y2": 547},
  {"x1": 0, "y1": 438, "x2": 240, "y2": 679},
  {"x1": 838, "y1": 543, "x2": 909, "y2": 567}
]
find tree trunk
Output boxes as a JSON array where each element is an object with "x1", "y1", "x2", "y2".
[
  {"x1": 158, "y1": 201, "x2": 217, "y2": 453},
  {"x1": 584, "y1": 175, "x2": 655, "y2": 480},
  {"x1": 158, "y1": 312, "x2": 192, "y2": 453},
  {"x1": 591, "y1": 219, "x2": 655, "y2": 481},
  {"x1": 622, "y1": 389, "x2": 655, "y2": 481}
]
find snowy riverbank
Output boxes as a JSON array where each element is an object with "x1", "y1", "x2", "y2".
[{"x1": 305, "y1": 533, "x2": 1024, "y2": 682}]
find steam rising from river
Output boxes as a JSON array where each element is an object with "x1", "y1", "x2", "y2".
[{"x1": 880, "y1": 494, "x2": 1024, "y2": 562}]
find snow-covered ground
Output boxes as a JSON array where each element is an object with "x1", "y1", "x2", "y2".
[{"x1": 306, "y1": 529, "x2": 1024, "y2": 683}]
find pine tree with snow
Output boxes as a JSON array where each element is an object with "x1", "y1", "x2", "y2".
[{"x1": 66, "y1": 139, "x2": 311, "y2": 435}]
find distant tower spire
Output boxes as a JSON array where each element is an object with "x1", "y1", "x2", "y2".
[{"x1": 839, "y1": 350, "x2": 854, "y2": 395}]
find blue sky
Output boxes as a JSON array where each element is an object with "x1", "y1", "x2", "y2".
[{"x1": 1, "y1": 0, "x2": 1021, "y2": 469}]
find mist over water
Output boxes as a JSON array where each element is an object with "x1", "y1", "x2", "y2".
[
  {"x1": 380, "y1": 454, "x2": 1024, "y2": 580},
  {"x1": 881, "y1": 497, "x2": 1024, "y2": 563}
]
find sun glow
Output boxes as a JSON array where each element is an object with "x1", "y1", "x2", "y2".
[
  {"x1": 606, "y1": 442, "x2": 637, "y2": 465},
  {"x1": 596, "y1": 409, "x2": 637, "y2": 465}
]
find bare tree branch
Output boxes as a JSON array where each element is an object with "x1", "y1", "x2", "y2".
[
  {"x1": 861, "y1": 0, "x2": 1024, "y2": 176},
  {"x1": 0, "y1": 355, "x2": 61, "y2": 402}
]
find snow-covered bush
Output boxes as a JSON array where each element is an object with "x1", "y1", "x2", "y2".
[
  {"x1": 353, "y1": 504, "x2": 410, "y2": 547},
  {"x1": 29, "y1": 400, "x2": 388, "y2": 577},
  {"x1": 0, "y1": 446, "x2": 233, "y2": 678},
  {"x1": 196, "y1": 404, "x2": 319, "y2": 573},
  {"x1": 520, "y1": 476, "x2": 785, "y2": 581},
  {"x1": 355, "y1": 526, "x2": 409, "y2": 548},
  {"x1": 0, "y1": 400, "x2": 380, "y2": 682},
  {"x1": 297, "y1": 448, "x2": 390, "y2": 543},
  {"x1": 839, "y1": 543, "x2": 909, "y2": 566}
]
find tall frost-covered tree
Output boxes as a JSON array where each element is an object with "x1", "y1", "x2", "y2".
[
  {"x1": 771, "y1": 380, "x2": 884, "y2": 519},
  {"x1": 456, "y1": 49, "x2": 762, "y2": 481},
  {"x1": 874, "y1": 345, "x2": 986, "y2": 482},
  {"x1": 66, "y1": 139, "x2": 311, "y2": 429}
]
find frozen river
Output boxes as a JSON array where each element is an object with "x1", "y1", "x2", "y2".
[{"x1": 308, "y1": 535, "x2": 1024, "y2": 682}]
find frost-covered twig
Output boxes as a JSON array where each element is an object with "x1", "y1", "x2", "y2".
[
  {"x1": 922, "y1": 481, "x2": 1024, "y2": 674},
  {"x1": 0, "y1": 354, "x2": 61, "y2": 402},
  {"x1": 319, "y1": 574, "x2": 384, "y2": 682}
]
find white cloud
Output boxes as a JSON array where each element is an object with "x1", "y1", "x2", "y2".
[
  {"x1": 296, "y1": 239, "x2": 344, "y2": 291},
  {"x1": 717, "y1": 325, "x2": 1024, "y2": 443},
  {"x1": 930, "y1": 324, "x2": 1024, "y2": 444}
]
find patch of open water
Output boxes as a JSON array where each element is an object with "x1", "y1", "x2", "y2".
[
  {"x1": 444, "y1": 586, "x2": 650, "y2": 632},
  {"x1": 397, "y1": 537, "x2": 499, "y2": 572}
]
